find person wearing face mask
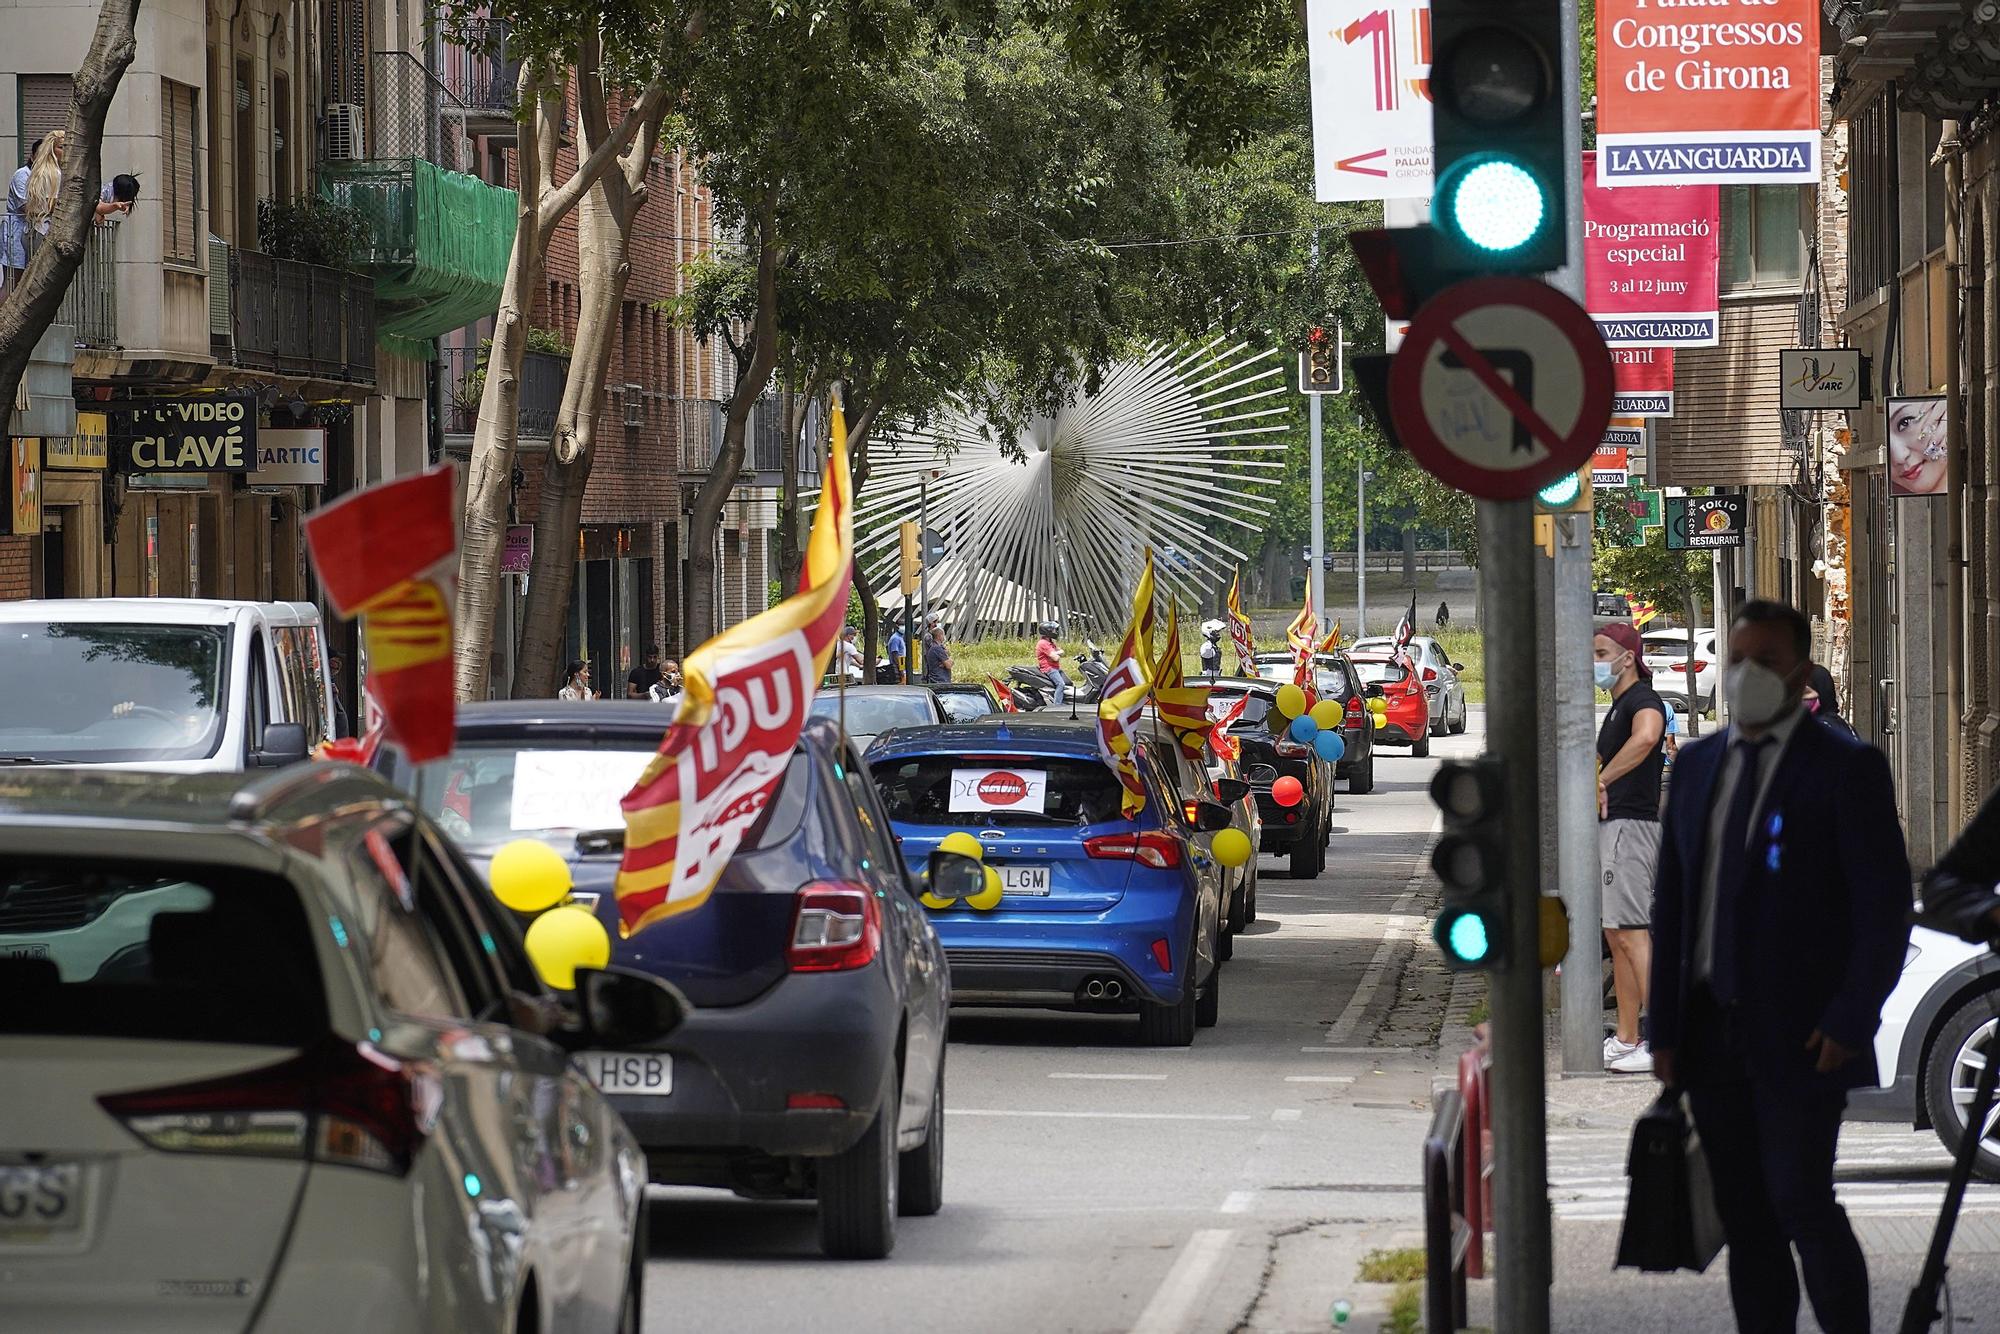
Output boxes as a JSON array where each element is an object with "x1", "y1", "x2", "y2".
[
  {"x1": 1801, "y1": 664, "x2": 1857, "y2": 740},
  {"x1": 1646, "y1": 600, "x2": 1911, "y2": 1334},
  {"x1": 1593, "y1": 621, "x2": 1667, "y2": 1073}
]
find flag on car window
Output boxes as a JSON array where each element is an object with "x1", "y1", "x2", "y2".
[
  {"x1": 987, "y1": 674, "x2": 1019, "y2": 713},
  {"x1": 1096, "y1": 549, "x2": 1156, "y2": 817},
  {"x1": 1319, "y1": 620, "x2": 1343, "y2": 652},
  {"x1": 1209, "y1": 693, "x2": 1249, "y2": 763},
  {"x1": 1152, "y1": 595, "x2": 1213, "y2": 761},
  {"x1": 1226, "y1": 568, "x2": 1256, "y2": 674},
  {"x1": 301, "y1": 464, "x2": 456, "y2": 765},
  {"x1": 1394, "y1": 592, "x2": 1418, "y2": 656},
  {"x1": 613, "y1": 396, "x2": 855, "y2": 936},
  {"x1": 1286, "y1": 594, "x2": 1319, "y2": 653}
]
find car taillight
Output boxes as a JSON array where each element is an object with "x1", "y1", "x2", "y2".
[
  {"x1": 1422, "y1": 667, "x2": 1437, "y2": 682},
  {"x1": 1274, "y1": 739, "x2": 1311, "y2": 758},
  {"x1": 1084, "y1": 830, "x2": 1183, "y2": 870},
  {"x1": 96, "y1": 1038, "x2": 429, "y2": 1175},
  {"x1": 787, "y1": 882, "x2": 881, "y2": 972},
  {"x1": 1344, "y1": 697, "x2": 1363, "y2": 721},
  {"x1": 1687, "y1": 659, "x2": 1708, "y2": 672}
]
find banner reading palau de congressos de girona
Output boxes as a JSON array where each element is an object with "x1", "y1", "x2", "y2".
[
  {"x1": 1306, "y1": 0, "x2": 1433, "y2": 202},
  {"x1": 1595, "y1": 0, "x2": 1820, "y2": 188},
  {"x1": 1583, "y1": 151, "x2": 1720, "y2": 348}
]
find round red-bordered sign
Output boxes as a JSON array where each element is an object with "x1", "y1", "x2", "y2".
[
  {"x1": 1387, "y1": 278, "x2": 1615, "y2": 501},
  {"x1": 977, "y1": 771, "x2": 1029, "y2": 806}
]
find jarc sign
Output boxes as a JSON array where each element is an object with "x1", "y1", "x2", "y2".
[{"x1": 116, "y1": 396, "x2": 258, "y2": 473}]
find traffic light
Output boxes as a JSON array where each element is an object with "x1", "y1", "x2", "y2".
[
  {"x1": 1535, "y1": 467, "x2": 1592, "y2": 513},
  {"x1": 1430, "y1": 758, "x2": 1509, "y2": 970},
  {"x1": 899, "y1": 521, "x2": 921, "y2": 596},
  {"x1": 1300, "y1": 323, "x2": 1342, "y2": 394},
  {"x1": 1429, "y1": 0, "x2": 1568, "y2": 274}
]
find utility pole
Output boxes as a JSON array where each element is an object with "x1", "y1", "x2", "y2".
[
  {"x1": 1357, "y1": 461, "x2": 1369, "y2": 636},
  {"x1": 1309, "y1": 239, "x2": 1328, "y2": 637}
]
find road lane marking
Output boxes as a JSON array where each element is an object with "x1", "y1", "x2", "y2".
[
  {"x1": 948, "y1": 1109, "x2": 1252, "y2": 1122},
  {"x1": 1218, "y1": 1190, "x2": 1256, "y2": 1214},
  {"x1": 1325, "y1": 810, "x2": 1442, "y2": 1044},
  {"x1": 1283, "y1": 1075, "x2": 1356, "y2": 1084},
  {"x1": 1129, "y1": 1228, "x2": 1236, "y2": 1334},
  {"x1": 1048, "y1": 1072, "x2": 1170, "y2": 1081},
  {"x1": 1272, "y1": 1108, "x2": 1303, "y2": 1122}
]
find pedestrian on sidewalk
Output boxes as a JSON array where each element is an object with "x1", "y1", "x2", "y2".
[
  {"x1": 1594, "y1": 620, "x2": 1666, "y2": 1073},
  {"x1": 923, "y1": 625, "x2": 954, "y2": 684},
  {"x1": 1802, "y1": 665, "x2": 1858, "y2": 740},
  {"x1": 558, "y1": 660, "x2": 596, "y2": 701},
  {"x1": 1435, "y1": 599, "x2": 1451, "y2": 629},
  {"x1": 1648, "y1": 599, "x2": 1910, "y2": 1334}
]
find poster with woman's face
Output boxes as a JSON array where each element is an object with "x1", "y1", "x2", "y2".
[
  {"x1": 9, "y1": 437, "x2": 40, "y2": 536},
  {"x1": 1888, "y1": 396, "x2": 1949, "y2": 497}
]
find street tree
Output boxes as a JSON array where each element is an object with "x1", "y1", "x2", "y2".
[{"x1": 0, "y1": 0, "x2": 139, "y2": 436}]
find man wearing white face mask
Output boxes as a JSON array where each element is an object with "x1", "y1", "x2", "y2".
[
  {"x1": 1594, "y1": 620, "x2": 1666, "y2": 1072},
  {"x1": 1646, "y1": 600, "x2": 1910, "y2": 1334}
]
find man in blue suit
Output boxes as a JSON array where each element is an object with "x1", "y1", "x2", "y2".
[{"x1": 1649, "y1": 600, "x2": 1911, "y2": 1334}]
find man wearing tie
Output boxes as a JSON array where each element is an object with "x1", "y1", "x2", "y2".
[{"x1": 1648, "y1": 600, "x2": 1911, "y2": 1334}]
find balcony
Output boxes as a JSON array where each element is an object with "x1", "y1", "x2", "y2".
[
  {"x1": 442, "y1": 343, "x2": 568, "y2": 451},
  {"x1": 438, "y1": 19, "x2": 520, "y2": 142},
  {"x1": 226, "y1": 247, "x2": 376, "y2": 386},
  {"x1": 675, "y1": 394, "x2": 820, "y2": 483},
  {"x1": 53, "y1": 223, "x2": 119, "y2": 352}
]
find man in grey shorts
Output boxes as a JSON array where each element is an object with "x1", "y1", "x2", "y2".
[{"x1": 1594, "y1": 621, "x2": 1666, "y2": 1073}]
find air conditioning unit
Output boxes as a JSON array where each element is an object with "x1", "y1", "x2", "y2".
[
  {"x1": 324, "y1": 103, "x2": 366, "y2": 161},
  {"x1": 623, "y1": 383, "x2": 644, "y2": 428}
]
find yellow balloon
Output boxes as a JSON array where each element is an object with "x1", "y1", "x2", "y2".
[
  {"x1": 524, "y1": 905, "x2": 611, "y2": 990},
  {"x1": 1308, "y1": 700, "x2": 1342, "y2": 730},
  {"x1": 938, "y1": 830, "x2": 985, "y2": 861},
  {"x1": 489, "y1": 839, "x2": 573, "y2": 914},
  {"x1": 1368, "y1": 697, "x2": 1389, "y2": 715},
  {"x1": 1275, "y1": 684, "x2": 1307, "y2": 718},
  {"x1": 1212, "y1": 827, "x2": 1253, "y2": 868},
  {"x1": 918, "y1": 888, "x2": 957, "y2": 911},
  {"x1": 967, "y1": 866, "x2": 1005, "y2": 911},
  {"x1": 1373, "y1": 712, "x2": 1389, "y2": 729}
]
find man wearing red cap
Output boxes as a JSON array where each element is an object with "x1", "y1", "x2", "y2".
[{"x1": 1595, "y1": 619, "x2": 1666, "y2": 1073}]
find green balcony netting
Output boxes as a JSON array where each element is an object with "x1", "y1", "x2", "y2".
[{"x1": 321, "y1": 158, "x2": 517, "y2": 361}]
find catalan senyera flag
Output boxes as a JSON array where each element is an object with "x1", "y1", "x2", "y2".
[
  {"x1": 987, "y1": 674, "x2": 1019, "y2": 713},
  {"x1": 1286, "y1": 594, "x2": 1319, "y2": 654},
  {"x1": 1225, "y1": 569, "x2": 1255, "y2": 674},
  {"x1": 1152, "y1": 597, "x2": 1213, "y2": 761},
  {"x1": 614, "y1": 397, "x2": 855, "y2": 936},
  {"x1": 1319, "y1": 621, "x2": 1343, "y2": 652},
  {"x1": 301, "y1": 464, "x2": 457, "y2": 764},
  {"x1": 1619, "y1": 590, "x2": 1661, "y2": 629},
  {"x1": 1208, "y1": 692, "x2": 1249, "y2": 763},
  {"x1": 1096, "y1": 549, "x2": 1156, "y2": 817}
]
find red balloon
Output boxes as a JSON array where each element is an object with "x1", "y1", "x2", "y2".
[{"x1": 1272, "y1": 775, "x2": 1304, "y2": 807}]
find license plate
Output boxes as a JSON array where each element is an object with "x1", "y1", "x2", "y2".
[
  {"x1": 998, "y1": 864, "x2": 1051, "y2": 896},
  {"x1": 578, "y1": 1052, "x2": 673, "y2": 1096},
  {"x1": 0, "y1": 1162, "x2": 84, "y2": 1238}
]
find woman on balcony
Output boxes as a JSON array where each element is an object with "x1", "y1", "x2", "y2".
[{"x1": 5, "y1": 132, "x2": 133, "y2": 291}]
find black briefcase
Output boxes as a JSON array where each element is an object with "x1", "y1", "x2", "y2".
[{"x1": 1615, "y1": 1089, "x2": 1726, "y2": 1273}]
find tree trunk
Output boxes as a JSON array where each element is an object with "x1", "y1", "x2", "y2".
[
  {"x1": 777, "y1": 369, "x2": 823, "y2": 599},
  {"x1": 683, "y1": 198, "x2": 779, "y2": 647},
  {"x1": 0, "y1": 0, "x2": 138, "y2": 433}
]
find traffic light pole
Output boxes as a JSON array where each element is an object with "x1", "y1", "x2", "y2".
[{"x1": 1479, "y1": 497, "x2": 1554, "y2": 1331}]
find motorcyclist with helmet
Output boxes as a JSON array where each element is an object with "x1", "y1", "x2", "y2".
[
  {"x1": 1199, "y1": 619, "x2": 1226, "y2": 676},
  {"x1": 1034, "y1": 620, "x2": 1071, "y2": 705}
]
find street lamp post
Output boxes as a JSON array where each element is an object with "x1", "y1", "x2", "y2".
[{"x1": 1357, "y1": 466, "x2": 1375, "y2": 637}]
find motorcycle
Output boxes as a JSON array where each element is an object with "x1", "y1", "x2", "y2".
[
  {"x1": 1077, "y1": 641, "x2": 1110, "y2": 701},
  {"x1": 1005, "y1": 665, "x2": 1060, "y2": 710}
]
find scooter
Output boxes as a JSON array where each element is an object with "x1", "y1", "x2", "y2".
[
  {"x1": 1077, "y1": 641, "x2": 1110, "y2": 701},
  {"x1": 1005, "y1": 665, "x2": 1059, "y2": 710}
]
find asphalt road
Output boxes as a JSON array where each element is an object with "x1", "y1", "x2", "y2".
[{"x1": 637, "y1": 721, "x2": 1477, "y2": 1334}]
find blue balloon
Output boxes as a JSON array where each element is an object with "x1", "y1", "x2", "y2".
[
  {"x1": 1289, "y1": 715, "x2": 1319, "y2": 743},
  {"x1": 1314, "y1": 731, "x2": 1346, "y2": 762}
]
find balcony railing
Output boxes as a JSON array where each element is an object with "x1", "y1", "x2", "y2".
[
  {"x1": 54, "y1": 222, "x2": 118, "y2": 350},
  {"x1": 676, "y1": 394, "x2": 811, "y2": 477},
  {"x1": 371, "y1": 50, "x2": 472, "y2": 172},
  {"x1": 438, "y1": 19, "x2": 519, "y2": 129},
  {"x1": 442, "y1": 344, "x2": 567, "y2": 441},
  {"x1": 231, "y1": 248, "x2": 376, "y2": 384}
]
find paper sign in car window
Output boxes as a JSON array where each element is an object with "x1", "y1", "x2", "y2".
[
  {"x1": 511, "y1": 750, "x2": 657, "y2": 831},
  {"x1": 949, "y1": 767, "x2": 1049, "y2": 814}
]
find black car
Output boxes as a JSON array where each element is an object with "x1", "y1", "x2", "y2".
[
  {"x1": 1251, "y1": 651, "x2": 1375, "y2": 794},
  {"x1": 379, "y1": 702, "x2": 951, "y2": 1260},
  {"x1": 1205, "y1": 677, "x2": 1333, "y2": 879}
]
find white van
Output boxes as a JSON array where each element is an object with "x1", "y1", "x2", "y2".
[{"x1": 0, "y1": 599, "x2": 335, "y2": 772}]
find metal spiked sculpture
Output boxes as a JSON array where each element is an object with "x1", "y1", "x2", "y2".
[{"x1": 857, "y1": 338, "x2": 1291, "y2": 638}]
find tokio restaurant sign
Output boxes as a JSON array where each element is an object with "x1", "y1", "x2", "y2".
[
  {"x1": 114, "y1": 395, "x2": 259, "y2": 473},
  {"x1": 1582, "y1": 152, "x2": 1719, "y2": 348},
  {"x1": 1594, "y1": 0, "x2": 1821, "y2": 187}
]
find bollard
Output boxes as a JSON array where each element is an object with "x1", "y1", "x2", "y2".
[
  {"x1": 1423, "y1": 1088, "x2": 1471, "y2": 1333},
  {"x1": 1457, "y1": 1028, "x2": 1494, "y2": 1279}
]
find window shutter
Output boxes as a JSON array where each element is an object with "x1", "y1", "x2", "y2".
[
  {"x1": 162, "y1": 80, "x2": 199, "y2": 264},
  {"x1": 18, "y1": 75, "x2": 74, "y2": 164}
]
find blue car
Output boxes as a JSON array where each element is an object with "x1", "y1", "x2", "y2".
[{"x1": 867, "y1": 714, "x2": 1236, "y2": 1046}]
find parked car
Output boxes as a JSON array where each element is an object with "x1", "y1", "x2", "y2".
[
  {"x1": 1206, "y1": 677, "x2": 1334, "y2": 878},
  {"x1": 1347, "y1": 653, "x2": 1433, "y2": 757},
  {"x1": 810, "y1": 685, "x2": 946, "y2": 751},
  {"x1": 1352, "y1": 636, "x2": 1468, "y2": 737},
  {"x1": 0, "y1": 598, "x2": 334, "y2": 771},
  {"x1": 931, "y1": 681, "x2": 1004, "y2": 724},
  {"x1": 868, "y1": 715, "x2": 1232, "y2": 1045},
  {"x1": 1640, "y1": 627, "x2": 1720, "y2": 714},
  {"x1": 1848, "y1": 923, "x2": 2000, "y2": 1179},
  {"x1": 0, "y1": 762, "x2": 681, "y2": 1332},
  {"x1": 1249, "y1": 651, "x2": 1375, "y2": 794},
  {"x1": 381, "y1": 703, "x2": 951, "y2": 1259}
]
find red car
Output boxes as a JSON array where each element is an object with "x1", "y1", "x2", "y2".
[{"x1": 1347, "y1": 652, "x2": 1433, "y2": 758}]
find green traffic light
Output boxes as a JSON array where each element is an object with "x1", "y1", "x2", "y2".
[
  {"x1": 1437, "y1": 909, "x2": 1493, "y2": 965},
  {"x1": 1538, "y1": 471, "x2": 1583, "y2": 507},
  {"x1": 1444, "y1": 156, "x2": 1547, "y2": 254}
]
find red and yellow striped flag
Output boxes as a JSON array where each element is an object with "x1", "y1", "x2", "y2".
[
  {"x1": 613, "y1": 397, "x2": 855, "y2": 936},
  {"x1": 1152, "y1": 596, "x2": 1213, "y2": 760},
  {"x1": 1226, "y1": 569, "x2": 1255, "y2": 674},
  {"x1": 1096, "y1": 549, "x2": 1156, "y2": 817}
]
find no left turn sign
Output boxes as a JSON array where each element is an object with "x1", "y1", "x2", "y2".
[{"x1": 1387, "y1": 278, "x2": 1616, "y2": 501}]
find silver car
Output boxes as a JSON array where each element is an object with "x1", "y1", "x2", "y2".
[
  {"x1": 1350, "y1": 636, "x2": 1469, "y2": 737},
  {"x1": 0, "y1": 764, "x2": 682, "y2": 1332}
]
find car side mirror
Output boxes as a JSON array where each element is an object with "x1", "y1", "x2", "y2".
[
  {"x1": 1244, "y1": 763, "x2": 1278, "y2": 784},
  {"x1": 1194, "y1": 801, "x2": 1235, "y2": 833},
  {"x1": 1451, "y1": 662, "x2": 1466, "y2": 673},
  {"x1": 928, "y1": 849, "x2": 985, "y2": 900},
  {"x1": 1212, "y1": 778, "x2": 1251, "y2": 805},
  {"x1": 568, "y1": 966, "x2": 688, "y2": 1049},
  {"x1": 254, "y1": 721, "x2": 309, "y2": 768}
]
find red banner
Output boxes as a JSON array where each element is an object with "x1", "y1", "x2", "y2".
[
  {"x1": 1582, "y1": 152, "x2": 1719, "y2": 349},
  {"x1": 1612, "y1": 347, "x2": 1675, "y2": 418}
]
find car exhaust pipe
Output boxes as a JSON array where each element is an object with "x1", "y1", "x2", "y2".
[
  {"x1": 1102, "y1": 979, "x2": 1124, "y2": 1000},
  {"x1": 1084, "y1": 979, "x2": 1106, "y2": 999}
]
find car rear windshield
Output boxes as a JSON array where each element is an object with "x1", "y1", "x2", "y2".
[
  {"x1": 1351, "y1": 659, "x2": 1410, "y2": 685},
  {"x1": 935, "y1": 692, "x2": 995, "y2": 724},
  {"x1": 1206, "y1": 689, "x2": 1274, "y2": 725},
  {"x1": 810, "y1": 693, "x2": 935, "y2": 737},
  {"x1": 0, "y1": 862, "x2": 326, "y2": 1044},
  {"x1": 0, "y1": 623, "x2": 229, "y2": 763},
  {"x1": 871, "y1": 753, "x2": 1127, "y2": 827},
  {"x1": 405, "y1": 743, "x2": 809, "y2": 854}
]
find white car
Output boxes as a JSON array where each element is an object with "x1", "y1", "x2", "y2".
[
  {"x1": 1350, "y1": 636, "x2": 1469, "y2": 736},
  {"x1": 1849, "y1": 923, "x2": 2000, "y2": 1179},
  {"x1": 1640, "y1": 627, "x2": 1719, "y2": 713},
  {"x1": 0, "y1": 763, "x2": 683, "y2": 1331}
]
